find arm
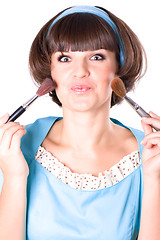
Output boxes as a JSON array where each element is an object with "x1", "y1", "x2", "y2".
[
  {"x1": 138, "y1": 177, "x2": 160, "y2": 239},
  {"x1": 138, "y1": 112, "x2": 160, "y2": 239},
  {"x1": 0, "y1": 176, "x2": 27, "y2": 239},
  {"x1": 0, "y1": 113, "x2": 29, "y2": 240}
]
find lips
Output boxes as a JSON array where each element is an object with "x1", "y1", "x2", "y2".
[{"x1": 71, "y1": 85, "x2": 91, "y2": 94}]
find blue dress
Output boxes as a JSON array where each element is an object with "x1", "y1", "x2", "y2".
[{"x1": 0, "y1": 116, "x2": 145, "y2": 240}]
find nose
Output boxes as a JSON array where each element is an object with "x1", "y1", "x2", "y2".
[{"x1": 73, "y1": 59, "x2": 90, "y2": 78}]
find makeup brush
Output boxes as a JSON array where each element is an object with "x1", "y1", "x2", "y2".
[
  {"x1": 111, "y1": 77, "x2": 159, "y2": 131},
  {"x1": 7, "y1": 78, "x2": 56, "y2": 122}
]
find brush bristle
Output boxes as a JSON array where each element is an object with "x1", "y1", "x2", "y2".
[
  {"x1": 36, "y1": 78, "x2": 57, "y2": 97},
  {"x1": 111, "y1": 78, "x2": 126, "y2": 98}
]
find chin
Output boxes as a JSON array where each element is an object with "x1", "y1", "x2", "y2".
[
  {"x1": 60, "y1": 93, "x2": 111, "y2": 112},
  {"x1": 69, "y1": 104, "x2": 94, "y2": 112},
  {"x1": 66, "y1": 100, "x2": 106, "y2": 113}
]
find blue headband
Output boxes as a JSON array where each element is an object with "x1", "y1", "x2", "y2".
[{"x1": 47, "y1": 5, "x2": 124, "y2": 66}]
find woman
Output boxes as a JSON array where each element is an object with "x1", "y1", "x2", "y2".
[{"x1": 0, "y1": 5, "x2": 160, "y2": 240}]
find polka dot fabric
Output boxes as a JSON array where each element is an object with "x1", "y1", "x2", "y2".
[{"x1": 35, "y1": 146, "x2": 141, "y2": 191}]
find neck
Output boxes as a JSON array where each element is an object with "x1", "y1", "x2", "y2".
[{"x1": 59, "y1": 106, "x2": 114, "y2": 151}]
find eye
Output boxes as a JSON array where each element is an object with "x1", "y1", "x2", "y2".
[
  {"x1": 90, "y1": 54, "x2": 105, "y2": 61},
  {"x1": 58, "y1": 55, "x2": 71, "y2": 62}
]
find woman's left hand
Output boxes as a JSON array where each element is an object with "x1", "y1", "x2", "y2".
[{"x1": 141, "y1": 111, "x2": 160, "y2": 180}]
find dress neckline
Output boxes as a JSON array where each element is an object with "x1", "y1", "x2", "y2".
[{"x1": 35, "y1": 145, "x2": 141, "y2": 190}]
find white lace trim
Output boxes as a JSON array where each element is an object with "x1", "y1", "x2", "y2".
[{"x1": 35, "y1": 146, "x2": 141, "y2": 190}]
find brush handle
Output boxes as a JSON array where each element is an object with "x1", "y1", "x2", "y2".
[
  {"x1": 6, "y1": 95, "x2": 39, "y2": 123},
  {"x1": 136, "y1": 106, "x2": 151, "y2": 118},
  {"x1": 7, "y1": 106, "x2": 26, "y2": 122},
  {"x1": 136, "y1": 107, "x2": 160, "y2": 131},
  {"x1": 124, "y1": 96, "x2": 160, "y2": 131}
]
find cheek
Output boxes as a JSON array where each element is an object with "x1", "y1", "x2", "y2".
[
  {"x1": 51, "y1": 65, "x2": 70, "y2": 87},
  {"x1": 51, "y1": 71, "x2": 66, "y2": 101},
  {"x1": 96, "y1": 69, "x2": 115, "y2": 98},
  {"x1": 96, "y1": 62, "x2": 116, "y2": 78},
  {"x1": 97, "y1": 69, "x2": 115, "y2": 88},
  {"x1": 51, "y1": 68, "x2": 58, "y2": 83},
  {"x1": 51, "y1": 70, "x2": 64, "y2": 91}
]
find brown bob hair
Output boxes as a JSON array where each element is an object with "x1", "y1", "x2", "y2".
[{"x1": 29, "y1": 6, "x2": 147, "y2": 107}]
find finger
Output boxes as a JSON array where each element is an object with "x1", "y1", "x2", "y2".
[
  {"x1": 142, "y1": 141, "x2": 153, "y2": 149},
  {"x1": 149, "y1": 111, "x2": 160, "y2": 119},
  {"x1": 141, "y1": 119, "x2": 153, "y2": 136},
  {"x1": 0, "y1": 122, "x2": 20, "y2": 142},
  {"x1": 0, "y1": 113, "x2": 10, "y2": 126},
  {"x1": 10, "y1": 128, "x2": 26, "y2": 151},
  {"x1": 143, "y1": 137, "x2": 160, "y2": 149},
  {"x1": 0, "y1": 125, "x2": 25, "y2": 151},
  {"x1": 141, "y1": 117, "x2": 160, "y2": 131},
  {"x1": 141, "y1": 131, "x2": 160, "y2": 144}
]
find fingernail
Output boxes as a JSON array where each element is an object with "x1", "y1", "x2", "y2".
[
  {"x1": 149, "y1": 111, "x2": 154, "y2": 114},
  {"x1": 140, "y1": 139, "x2": 146, "y2": 145}
]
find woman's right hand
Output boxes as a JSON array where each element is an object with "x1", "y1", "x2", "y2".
[{"x1": 0, "y1": 113, "x2": 29, "y2": 179}]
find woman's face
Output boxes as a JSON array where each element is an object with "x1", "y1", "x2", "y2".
[{"x1": 51, "y1": 49, "x2": 117, "y2": 112}]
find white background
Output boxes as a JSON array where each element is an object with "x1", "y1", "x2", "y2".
[{"x1": 0, "y1": 0, "x2": 159, "y2": 130}]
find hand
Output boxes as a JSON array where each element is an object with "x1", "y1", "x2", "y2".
[
  {"x1": 0, "y1": 113, "x2": 29, "y2": 179},
  {"x1": 141, "y1": 111, "x2": 160, "y2": 180}
]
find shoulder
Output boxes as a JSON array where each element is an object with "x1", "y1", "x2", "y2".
[
  {"x1": 111, "y1": 117, "x2": 145, "y2": 156},
  {"x1": 126, "y1": 123, "x2": 145, "y2": 144},
  {"x1": 111, "y1": 117, "x2": 145, "y2": 140},
  {"x1": 25, "y1": 116, "x2": 59, "y2": 131},
  {"x1": 20, "y1": 116, "x2": 60, "y2": 165}
]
